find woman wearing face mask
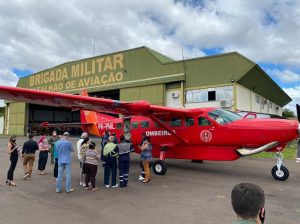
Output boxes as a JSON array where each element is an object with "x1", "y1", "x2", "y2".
[
  {"x1": 38, "y1": 135, "x2": 49, "y2": 175},
  {"x1": 6, "y1": 135, "x2": 21, "y2": 186}
]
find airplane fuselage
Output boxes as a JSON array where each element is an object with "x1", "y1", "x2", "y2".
[{"x1": 81, "y1": 108, "x2": 298, "y2": 161}]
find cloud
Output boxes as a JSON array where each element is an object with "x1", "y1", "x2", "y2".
[
  {"x1": 269, "y1": 69, "x2": 300, "y2": 83},
  {"x1": 1, "y1": 0, "x2": 300, "y2": 72},
  {"x1": 0, "y1": 69, "x2": 19, "y2": 106},
  {"x1": 283, "y1": 85, "x2": 300, "y2": 114},
  {"x1": 1, "y1": 0, "x2": 300, "y2": 109}
]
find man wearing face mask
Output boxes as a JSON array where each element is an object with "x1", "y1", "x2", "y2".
[{"x1": 231, "y1": 183, "x2": 266, "y2": 224}]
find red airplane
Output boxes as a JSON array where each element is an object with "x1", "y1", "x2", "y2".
[{"x1": 0, "y1": 86, "x2": 299, "y2": 181}]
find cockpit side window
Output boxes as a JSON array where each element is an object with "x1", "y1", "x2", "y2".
[
  {"x1": 198, "y1": 117, "x2": 212, "y2": 126},
  {"x1": 208, "y1": 109, "x2": 242, "y2": 125}
]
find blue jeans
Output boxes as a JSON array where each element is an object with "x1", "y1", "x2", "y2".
[
  {"x1": 104, "y1": 157, "x2": 117, "y2": 186},
  {"x1": 56, "y1": 163, "x2": 72, "y2": 192},
  {"x1": 119, "y1": 154, "x2": 130, "y2": 186}
]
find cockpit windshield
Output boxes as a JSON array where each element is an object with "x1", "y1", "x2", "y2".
[{"x1": 208, "y1": 109, "x2": 242, "y2": 125}]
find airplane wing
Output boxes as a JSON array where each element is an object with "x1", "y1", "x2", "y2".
[
  {"x1": 0, "y1": 86, "x2": 191, "y2": 143},
  {"x1": 0, "y1": 86, "x2": 191, "y2": 117}
]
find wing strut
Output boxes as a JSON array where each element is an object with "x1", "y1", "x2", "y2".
[{"x1": 147, "y1": 114, "x2": 188, "y2": 144}]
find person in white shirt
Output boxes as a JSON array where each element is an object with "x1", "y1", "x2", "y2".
[{"x1": 77, "y1": 132, "x2": 88, "y2": 186}]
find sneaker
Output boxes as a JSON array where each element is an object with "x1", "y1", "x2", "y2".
[
  {"x1": 56, "y1": 189, "x2": 61, "y2": 193},
  {"x1": 26, "y1": 176, "x2": 31, "y2": 180},
  {"x1": 138, "y1": 176, "x2": 144, "y2": 181},
  {"x1": 82, "y1": 183, "x2": 86, "y2": 187},
  {"x1": 112, "y1": 184, "x2": 118, "y2": 188},
  {"x1": 105, "y1": 185, "x2": 110, "y2": 188},
  {"x1": 23, "y1": 173, "x2": 29, "y2": 180},
  {"x1": 66, "y1": 188, "x2": 75, "y2": 193},
  {"x1": 79, "y1": 181, "x2": 83, "y2": 186}
]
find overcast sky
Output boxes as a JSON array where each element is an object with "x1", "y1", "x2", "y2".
[{"x1": 1, "y1": 0, "x2": 300, "y2": 113}]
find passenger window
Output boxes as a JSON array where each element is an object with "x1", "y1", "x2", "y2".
[
  {"x1": 171, "y1": 118, "x2": 182, "y2": 127},
  {"x1": 155, "y1": 119, "x2": 165, "y2": 127},
  {"x1": 198, "y1": 117, "x2": 212, "y2": 126},
  {"x1": 141, "y1": 121, "x2": 149, "y2": 128},
  {"x1": 116, "y1": 123, "x2": 122, "y2": 129},
  {"x1": 185, "y1": 118, "x2": 194, "y2": 126},
  {"x1": 131, "y1": 122, "x2": 139, "y2": 129}
]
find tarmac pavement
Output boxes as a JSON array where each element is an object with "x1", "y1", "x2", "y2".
[{"x1": 0, "y1": 136, "x2": 300, "y2": 224}]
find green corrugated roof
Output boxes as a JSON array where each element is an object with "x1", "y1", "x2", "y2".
[
  {"x1": 180, "y1": 51, "x2": 291, "y2": 107},
  {"x1": 15, "y1": 46, "x2": 291, "y2": 107},
  {"x1": 145, "y1": 47, "x2": 175, "y2": 63}
]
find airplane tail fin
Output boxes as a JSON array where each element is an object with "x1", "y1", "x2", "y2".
[
  {"x1": 79, "y1": 89, "x2": 101, "y2": 136},
  {"x1": 79, "y1": 89, "x2": 118, "y2": 136}
]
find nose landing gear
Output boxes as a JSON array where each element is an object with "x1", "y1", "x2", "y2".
[{"x1": 271, "y1": 152, "x2": 289, "y2": 181}]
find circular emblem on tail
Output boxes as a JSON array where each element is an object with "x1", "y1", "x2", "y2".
[{"x1": 200, "y1": 130, "x2": 212, "y2": 142}]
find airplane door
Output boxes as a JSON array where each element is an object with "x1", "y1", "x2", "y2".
[
  {"x1": 197, "y1": 116, "x2": 223, "y2": 145},
  {"x1": 123, "y1": 117, "x2": 131, "y2": 140}
]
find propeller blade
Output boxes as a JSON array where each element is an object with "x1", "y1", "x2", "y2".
[{"x1": 296, "y1": 104, "x2": 300, "y2": 122}]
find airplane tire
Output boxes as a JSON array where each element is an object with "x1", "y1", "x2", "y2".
[
  {"x1": 152, "y1": 160, "x2": 167, "y2": 175},
  {"x1": 271, "y1": 165, "x2": 289, "y2": 181}
]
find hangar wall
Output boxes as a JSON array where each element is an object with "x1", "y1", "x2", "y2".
[
  {"x1": 6, "y1": 102, "x2": 26, "y2": 135},
  {"x1": 120, "y1": 84, "x2": 164, "y2": 105}
]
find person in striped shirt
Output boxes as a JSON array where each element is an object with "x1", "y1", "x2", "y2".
[{"x1": 84, "y1": 142, "x2": 100, "y2": 191}]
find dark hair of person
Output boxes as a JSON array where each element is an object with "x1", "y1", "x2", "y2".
[
  {"x1": 9, "y1": 135, "x2": 17, "y2": 143},
  {"x1": 145, "y1": 136, "x2": 151, "y2": 142},
  {"x1": 89, "y1": 141, "x2": 96, "y2": 149},
  {"x1": 29, "y1": 134, "x2": 34, "y2": 139},
  {"x1": 231, "y1": 183, "x2": 265, "y2": 220},
  {"x1": 81, "y1": 137, "x2": 90, "y2": 146},
  {"x1": 120, "y1": 135, "x2": 125, "y2": 142}
]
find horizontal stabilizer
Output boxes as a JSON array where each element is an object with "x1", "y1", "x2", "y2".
[
  {"x1": 236, "y1": 141, "x2": 279, "y2": 156},
  {"x1": 40, "y1": 122, "x2": 93, "y2": 127}
]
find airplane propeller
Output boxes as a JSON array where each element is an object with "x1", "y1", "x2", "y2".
[{"x1": 297, "y1": 104, "x2": 300, "y2": 122}]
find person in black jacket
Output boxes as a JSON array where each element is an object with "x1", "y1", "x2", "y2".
[
  {"x1": 22, "y1": 134, "x2": 39, "y2": 180},
  {"x1": 6, "y1": 135, "x2": 21, "y2": 186}
]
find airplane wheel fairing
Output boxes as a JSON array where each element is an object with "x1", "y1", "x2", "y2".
[
  {"x1": 153, "y1": 160, "x2": 167, "y2": 175},
  {"x1": 271, "y1": 165, "x2": 289, "y2": 181}
]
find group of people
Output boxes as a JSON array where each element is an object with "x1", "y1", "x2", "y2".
[
  {"x1": 5, "y1": 131, "x2": 267, "y2": 223},
  {"x1": 6, "y1": 131, "x2": 61, "y2": 186},
  {"x1": 75, "y1": 130, "x2": 152, "y2": 191},
  {"x1": 6, "y1": 129, "x2": 153, "y2": 192}
]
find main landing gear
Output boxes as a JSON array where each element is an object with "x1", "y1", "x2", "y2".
[
  {"x1": 152, "y1": 150, "x2": 168, "y2": 175},
  {"x1": 271, "y1": 152, "x2": 289, "y2": 181}
]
